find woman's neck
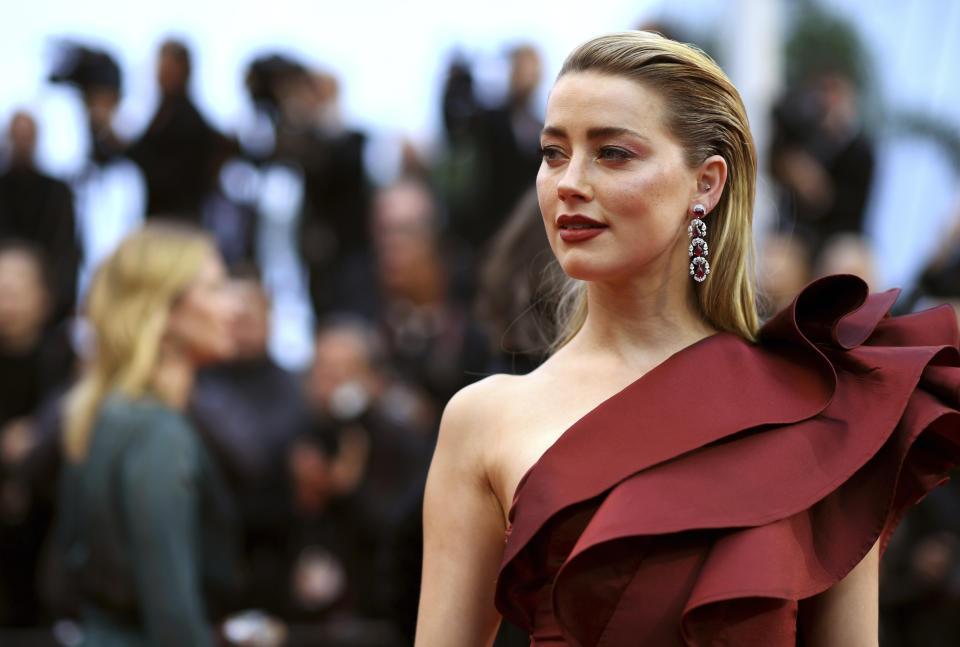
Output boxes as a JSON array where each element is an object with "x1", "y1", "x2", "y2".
[
  {"x1": 568, "y1": 272, "x2": 716, "y2": 372},
  {"x1": 150, "y1": 346, "x2": 195, "y2": 410}
]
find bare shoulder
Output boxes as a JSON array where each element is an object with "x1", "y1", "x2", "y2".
[
  {"x1": 437, "y1": 365, "x2": 569, "y2": 516},
  {"x1": 443, "y1": 373, "x2": 527, "y2": 418},
  {"x1": 436, "y1": 372, "x2": 531, "y2": 459}
]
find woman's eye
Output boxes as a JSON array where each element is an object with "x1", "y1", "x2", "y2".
[
  {"x1": 598, "y1": 146, "x2": 632, "y2": 161},
  {"x1": 540, "y1": 146, "x2": 565, "y2": 162}
]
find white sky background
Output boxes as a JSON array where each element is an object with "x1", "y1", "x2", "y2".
[{"x1": 0, "y1": 0, "x2": 649, "y2": 175}]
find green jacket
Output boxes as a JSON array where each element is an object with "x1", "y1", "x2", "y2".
[{"x1": 51, "y1": 394, "x2": 236, "y2": 646}]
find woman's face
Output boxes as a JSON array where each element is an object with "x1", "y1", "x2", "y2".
[
  {"x1": 537, "y1": 72, "x2": 700, "y2": 285},
  {"x1": 166, "y1": 253, "x2": 240, "y2": 365},
  {"x1": 0, "y1": 249, "x2": 49, "y2": 348}
]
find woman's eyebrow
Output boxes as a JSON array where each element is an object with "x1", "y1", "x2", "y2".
[
  {"x1": 540, "y1": 125, "x2": 650, "y2": 143},
  {"x1": 541, "y1": 125, "x2": 566, "y2": 139},
  {"x1": 586, "y1": 126, "x2": 649, "y2": 142}
]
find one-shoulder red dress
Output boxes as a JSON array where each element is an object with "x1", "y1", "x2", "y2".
[{"x1": 494, "y1": 275, "x2": 960, "y2": 647}]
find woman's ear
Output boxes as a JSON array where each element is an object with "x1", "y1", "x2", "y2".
[{"x1": 696, "y1": 155, "x2": 728, "y2": 214}]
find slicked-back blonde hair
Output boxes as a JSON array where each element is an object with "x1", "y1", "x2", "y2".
[
  {"x1": 551, "y1": 31, "x2": 759, "y2": 350},
  {"x1": 63, "y1": 223, "x2": 214, "y2": 462}
]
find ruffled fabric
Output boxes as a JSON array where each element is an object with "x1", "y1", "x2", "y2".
[{"x1": 495, "y1": 275, "x2": 960, "y2": 647}]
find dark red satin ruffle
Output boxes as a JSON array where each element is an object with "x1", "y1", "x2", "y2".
[{"x1": 495, "y1": 275, "x2": 960, "y2": 647}]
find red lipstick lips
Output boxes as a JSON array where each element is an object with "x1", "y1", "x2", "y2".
[{"x1": 557, "y1": 214, "x2": 607, "y2": 242}]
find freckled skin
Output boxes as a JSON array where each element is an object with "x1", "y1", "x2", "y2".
[{"x1": 537, "y1": 72, "x2": 700, "y2": 286}]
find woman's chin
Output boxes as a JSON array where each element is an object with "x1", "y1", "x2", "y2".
[
  {"x1": 558, "y1": 259, "x2": 620, "y2": 283},
  {"x1": 191, "y1": 342, "x2": 239, "y2": 366}
]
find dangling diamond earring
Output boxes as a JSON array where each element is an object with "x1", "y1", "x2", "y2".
[{"x1": 688, "y1": 204, "x2": 710, "y2": 283}]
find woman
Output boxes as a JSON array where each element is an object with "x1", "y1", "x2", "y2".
[
  {"x1": 416, "y1": 32, "x2": 960, "y2": 646},
  {"x1": 50, "y1": 223, "x2": 239, "y2": 646}
]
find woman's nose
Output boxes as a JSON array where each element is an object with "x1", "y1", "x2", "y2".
[{"x1": 556, "y1": 157, "x2": 593, "y2": 202}]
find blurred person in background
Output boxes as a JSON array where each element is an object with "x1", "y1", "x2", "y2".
[
  {"x1": 879, "y1": 474, "x2": 960, "y2": 647},
  {"x1": 46, "y1": 223, "x2": 240, "y2": 646},
  {"x1": 189, "y1": 266, "x2": 311, "y2": 615},
  {"x1": 473, "y1": 44, "x2": 544, "y2": 248},
  {"x1": 279, "y1": 69, "x2": 370, "y2": 295},
  {"x1": 755, "y1": 231, "x2": 812, "y2": 318},
  {"x1": 338, "y1": 179, "x2": 492, "y2": 409},
  {"x1": 285, "y1": 318, "x2": 429, "y2": 644},
  {"x1": 900, "y1": 195, "x2": 960, "y2": 315},
  {"x1": 0, "y1": 243, "x2": 75, "y2": 628},
  {"x1": 245, "y1": 55, "x2": 371, "y2": 319},
  {"x1": 47, "y1": 41, "x2": 146, "y2": 299},
  {"x1": 498, "y1": 46, "x2": 545, "y2": 195},
  {"x1": 436, "y1": 50, "x2": 480, "y2": 249},
  {"x1": 128, "y1": 39, "x2": 233, "y2": 222},
  {"x1": 47, "y1": 42, "x2": 126, "y2": 165},
  {"x1": 814, "y1": 232, "x2": 878, "y2": 290},
  {"x1": 0, "y1": 111, "x2": 80, "y2": 323},
  {"x1": 439, "y1": 44, "x2": 544, "y2": 254},
  {"x1": 769, "y1": 66, "x2": 875, "y2": 258},
  {"x1": 52, "y1": 38, "x2": 250, "y2": 268},
  {"x1": 304, "y1": 318, "x2": 435, "y2": 443},
  {"x1": 475, "y1": 187, "x2": 563, "y2": 374}
]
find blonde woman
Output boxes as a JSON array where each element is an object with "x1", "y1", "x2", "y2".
[
  {"x1": 416, "y1": 32, "x2": 960, "y2": 646},
  {"x1": 51, "y1": 223, "x2": 239, "y2": 646}
]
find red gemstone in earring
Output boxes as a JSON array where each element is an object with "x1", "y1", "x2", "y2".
[
  {"x1": 689, "y1": 256, "x2": 710, "y2": 282},
  {"x1": 688, "y1": 205, "x2": 710, "y2": 283},
  {"x1": 688, "y1": 218, "x2": 707, "y2": 239}
]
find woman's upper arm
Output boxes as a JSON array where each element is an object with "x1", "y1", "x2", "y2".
[
  {"x1": 416, "y1": 382, "x2": 509, "y2": 647},
  {"x1": 799, "y1": 539, "x2": 879, "y2": 647}
]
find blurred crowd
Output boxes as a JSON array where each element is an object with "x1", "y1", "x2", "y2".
[{"x1": 0, "y1": 26, "x2": 958, "y2": 647}]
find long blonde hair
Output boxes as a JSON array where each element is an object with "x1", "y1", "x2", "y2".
[
  {"x1": 551, "y1": 31, "x2": 759, "y2": 349},
  {"x1": 63, "y1": 223, "x2": 214, "y2": 462}
]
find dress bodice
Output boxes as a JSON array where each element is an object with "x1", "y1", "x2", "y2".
[
  {"x1": 495, "y1": 275, "x2": 960, "y2": 647},
  {"x1": 513, "y1": 502, "x2": 594, "y2": 646}
]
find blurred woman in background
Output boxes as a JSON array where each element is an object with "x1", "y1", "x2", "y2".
[{"x1": 49, "y1": 223, "x2": 239, "y2": 646}]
